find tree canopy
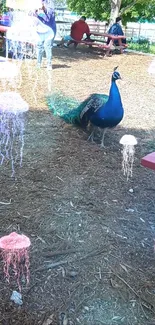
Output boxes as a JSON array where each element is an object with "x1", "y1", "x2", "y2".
[
  {"x1": 67, "y1": 0, "x2": 155, "y2": 24},
  {"x1": 0, "y1": 0, "x2": 7, "y2": 15},
  {"x1": 0, "y1": 0, "x2": 154, "y2": 24}
]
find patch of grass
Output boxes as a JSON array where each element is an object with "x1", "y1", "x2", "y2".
[{"x1": 128, "y1": 40, "x2": 155, "y2": 54}]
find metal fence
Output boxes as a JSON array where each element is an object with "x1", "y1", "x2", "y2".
[{"x1": 125, "y1": 27, "x2": 155, "y2": 42}]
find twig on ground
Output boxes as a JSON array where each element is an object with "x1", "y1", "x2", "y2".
[
  {"x1": 140, "y1": 301, "x2": 150, "y2": 320},
  {"x1": 111, "y1": 267, "x2": 155, "y2": 313},
  {"x1": 75, "y1": 292, "x2": 95, "y2": 312},
  {"x1": 35, "y1": 260, "x2": 68, "y2": 272},
  {"x1": 42, "y1": 248, "x2": 82, "y2": 258},
  {"x1": 64, "y1": 282, "x2": 81, "y2": 311},
  {"x1": 0, "y1": 199, "x2": 12, "y2": 205},
  {"x1": 26, "y1": 282, "x2": 38, "y2": 295},
  {"x1": 94, "y1": 321, "x2": 108, "y2": 324},
  {"x1": 79, "y1": 246, "x2": 107, "y2": 261}
]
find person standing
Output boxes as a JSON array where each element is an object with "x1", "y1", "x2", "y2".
[{"x1": 35, "y1": 0, "x2": 56, "y2": 70}]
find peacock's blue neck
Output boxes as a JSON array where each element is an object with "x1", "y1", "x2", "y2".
[{"x1": 108, "y1": 80, "x2": 122, "y2": 103}]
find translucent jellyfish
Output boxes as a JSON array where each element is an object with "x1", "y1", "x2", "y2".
[
  {"x1": 6, "y1": 14, "x2": 38, "y2": 60},
  {"x1": 3, "y1": 6, "x2": 39, "y2": 100},
  {"x1": 120, "y1": 135, "x2": 137, "y2": 180},
  {"x1": 5, "y1": 0, "x2": 54, "y2": 61},
  {"x1": 4, "y1": 1, "x2": 55, "y2": 98},
  {"x1": 0, "y1": 232, "x2": 31, "y2": 292},
  {"x1": 0, "y1": 92, "x2": 29, "y2": 177}
]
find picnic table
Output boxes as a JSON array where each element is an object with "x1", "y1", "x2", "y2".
[{"x1": 76, "y1": 31, "x2": 127, "y2": 53}]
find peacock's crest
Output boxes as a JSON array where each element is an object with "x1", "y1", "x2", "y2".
[{"x1": 112, "y1": 66, "x2": 121, "y2": 81}]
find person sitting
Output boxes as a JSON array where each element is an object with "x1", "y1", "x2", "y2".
[
  {"x1": 57, "y1": 16, "x2": 91, "y2": 48},
  {"x1": 107, "y1": 16, "x2": 126, "y2": 54}
]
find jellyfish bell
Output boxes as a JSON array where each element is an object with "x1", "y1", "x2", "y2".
[
  {"x1": 0, "y1": 232, "x2": 31, "y2": 250},
  {"x1": 0, "y1": 232, "x2": 31, "y2": 291},
  {"x1": 0, "y1": 61, "x2": 19, "y2": 79},
  {"x1": 5, "y1": 8, "x2": 39, "y2": 62},
  {"x1": 7, "y1": 15, "x2": 39, "y2": 44},
  {"x1": 0, "y1": 92, "x2": 29, "y2": 114},
  {"x1": 120, "y1": 134, "x2": 137, "y2": 146}
]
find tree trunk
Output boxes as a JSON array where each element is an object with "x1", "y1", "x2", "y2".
[{"x1": 109, "y1": 0, "x2": 122, "y2": 26}]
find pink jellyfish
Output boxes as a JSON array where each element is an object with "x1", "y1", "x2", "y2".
[{"x1": 0, "y1": 232, "x2": 31, "y2": 292}]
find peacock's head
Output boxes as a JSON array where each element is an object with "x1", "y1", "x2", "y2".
[{"x1": 112, "y1": 67, "x2": 121, "y2": 81}]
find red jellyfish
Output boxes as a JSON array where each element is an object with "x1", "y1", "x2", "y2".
[{"x1": 0, "y1": 232, "x2": 31, "y2": 292}]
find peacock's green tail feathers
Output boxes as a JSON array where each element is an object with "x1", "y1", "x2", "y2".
[
  {"x1": 46, "y1": 92, "x2": 81, "y2": 124},
  {"x1": 46, "y1": 92, "x2": 109, "y2": 125}
]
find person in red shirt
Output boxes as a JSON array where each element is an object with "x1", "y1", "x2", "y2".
[{"x1": 57, "y1": 16, "x2": 90, "y2": 47}]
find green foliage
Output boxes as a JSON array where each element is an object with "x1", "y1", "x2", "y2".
[
  {"x1": 122, "y1": 0, "x2": 155, "y2": 24},
  {"x1": 0, "y1": 0, "x2": 7, "y2": 15},
  {"x1": 67, "y1": 0, "x2": 155, "y2": 23},
  {"x1": 128, "y1": 41, "x2": 155, "y2": 54},
  {"x1": 67, "y1": 0, "x2": 109, "y2": 21}
]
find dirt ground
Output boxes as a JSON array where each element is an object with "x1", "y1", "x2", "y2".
[{"x1": 0, "y1": 46, "x2": 155, "y2": 325}]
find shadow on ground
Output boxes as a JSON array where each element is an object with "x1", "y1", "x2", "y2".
[
  {"x1": 53, "y1": 45, "x2": 146, "y2": 64},
  {"x1": 0, "y1": 108, "x2": 155, "y2": 324}
]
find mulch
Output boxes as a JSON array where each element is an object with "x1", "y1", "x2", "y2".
[{"x1": 0, "y1": 46, "x2": 155, "y2": 325}]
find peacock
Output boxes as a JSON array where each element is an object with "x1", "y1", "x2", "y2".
[{"x1": 47, "y1": 67, "x2": 124, "y2": 147}]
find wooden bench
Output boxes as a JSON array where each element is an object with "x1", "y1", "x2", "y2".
[
  {"x1": 68, "y1": 33, "x2": 127, "y2": 54},
  {"x1": 68, "y1": 39, "x2": 113, "y2": 50}
]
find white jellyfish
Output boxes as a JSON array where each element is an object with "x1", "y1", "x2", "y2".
[
  {"x1": 0, "y1": 92, "x2": 29, "y2": 176},
  {"x1": 120, "y1": 134, "x2": 137, "y2": 180}
]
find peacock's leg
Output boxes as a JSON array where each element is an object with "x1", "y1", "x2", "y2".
[
  {"x1": 101, "y1": 128, "x2": 107, "y2": 148},
  {"x1": 88, "y1": 128, "x2": 95, "y2": 142},
  {"x1": 96, "y1": 127, "x2": 102, "y2": 137}
]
